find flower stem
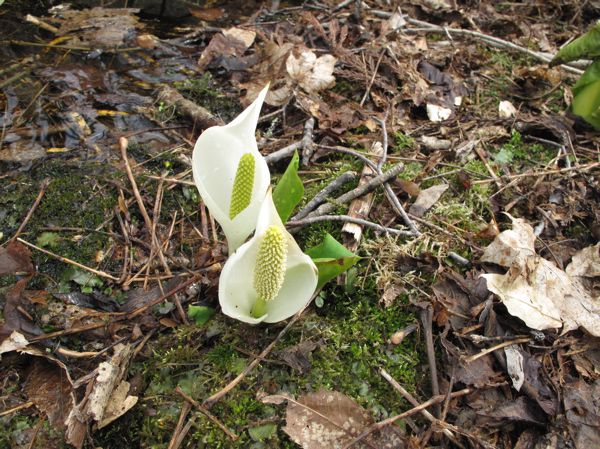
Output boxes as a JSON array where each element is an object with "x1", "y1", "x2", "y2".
[{"x1": 250, "y1": 297, "x2": 268, "y2": 319}]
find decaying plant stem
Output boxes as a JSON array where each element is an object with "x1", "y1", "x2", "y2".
[
  {"x1": 292, "y1": 171, "x2": 357, "y2": 220},
  {"x1": 288, "y1": 215, "x2": 412, "y2": 236},
  {"x1": 306, "y1": 163, "x2": 405, "y2": 218}
]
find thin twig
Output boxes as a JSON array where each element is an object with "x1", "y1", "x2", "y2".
[
  {"x1": 463, "y1": 337, "x2": 532, "y2": 363},
  {"x1": 29, "y1": 275, "x2": 201, "y2": 342},
  {"x1": 292, "y1": 171, "x2": 358, "y2": 220},
  {"x1": 25, "y1": 14, "x2": 59, "y2": 33},
  {"x1": 419, "y1": 305, "x2": 440, "y2": 417},
  {"x1": 288, "y1": 215, "x2": 413, "y2": 236},
  {"x1": 306, "y1": 164, "x2": 405, "y2": 218},
  {"x1": 175, "y1": 387, "x2": 238, "y2": 440},
  {"x1": 26, "y1": 416, "x2": 45, "y2": 449},
  {"x1": 167, "y1": 402, "x2": 192, "y2": 449},
  {"x1": 472, "y1": 162, "x2": 600, "y2": 184},
  {"x1": 370, "y1": 11, "x2": 584, "y2": 75},
  {"x1": 203, "y1": 303, "x2": 310, "y2": 408},
  {"x1": 17, "y1": 238, "x2": 119, "y2": 281},
  {"x1": 0, "y1": 401, "x2": 34, "y2": 417},
  {"x1": 264, "y1": 141, "x2": 302, "y2": 164},
  {"x1": 342, "y1": 385, "x2": 471, "y2": 449},
  {"x1": 119, "y1": 137, "x2": 171, "y2": 276},
  {"x1": 379, "y1": 369, "x2": 454, "y2": 439},
  {"x1": 10, "y1": 178, "x2": 50, "y2": 242},
  {"x1": 374, "y1": 118, "x2": 419, "y2": 235}
]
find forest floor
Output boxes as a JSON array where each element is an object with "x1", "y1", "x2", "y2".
[{"x1": 1, "y1": 1, "x2": 599, "y2": 448}]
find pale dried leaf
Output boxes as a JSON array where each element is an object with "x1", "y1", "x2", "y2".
[
  {"x1": 98, "y1": 381, "x2": 138, "y2": 428},
  {"x1": 482, "y1": 220, "x2": 600, "y2": 336},
  {"x1": 89, "y1": 343, "x2": 134, "y2": 422},
  {"x1": 481, "y1": 217, "x2": 536, "y2": 267},
  {"x1": 0, "y1": 331, "x2": 29, "y2": 354},
  {"x1": 198, "y1": 27, "x2": 255, "y2": 69},
  {"x1": 482, "y1": 259, "x2": 564, "y2": 331},
  {"x1": 286, "y1": 50, "x2": 336, "y2": 94},
  {"x1": 222, "y1": 27, "x2": 256, "y2": 48},
  {"x1": 280, "y1": 390, "x2": 404, "y2": 449},
  {"x1": 66, "y1": 343, "x2": 135, "y2": 448},
  {"x1": 499, "y1": 100, "x2": 517, "y2": 118},
  {"x1": 426, "y1": 104, "x2": 452, "y2": 122},
  {"x1": 505, "y1": 345, "x2": 525, "y2": 391},
  {"x1": 409, "y1": 183, "x2": 449, "y2": 217},
  {"x1": 566, "y1": 243, "x2": 600, "y2": 278}
]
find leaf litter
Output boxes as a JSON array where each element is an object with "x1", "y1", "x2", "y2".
[{"x1": 1, "y1": 0, "x2": 600, "y2": 448}]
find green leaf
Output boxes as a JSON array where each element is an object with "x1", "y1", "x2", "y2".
[
  {"x1": 573, "y1": 59, "x2": 600, "y2": 95},
  {"x1": 62, "y1": 267, "x2": 103, "y2": 289},
  {"x1": 36, "y1": 232, "x2": 60, "y2": 249},
  {"x1": 571, "y1": 60, "x2": 600, "y2": 129},
  {"x1": 188, "y1": 305, "x2": 216, "y2": 326},
  {"x1": 551, "y1": 20, "x2": 600, "y2": 66},
  {"x1": 573, "y1": 79, "x2": 600, "y2": 129},
  {"x1": 157, "y1": 301, "x2": 175, "y2": 315},
  {"x1": 248, "y1": 423, "x2": 277, "y2": 442},
  {"x1": 306, "y1": 234, "x2": 360, "y2": 289},
  {"x1": 272, "y1": 150, "x2": 304, "y2": 223}
]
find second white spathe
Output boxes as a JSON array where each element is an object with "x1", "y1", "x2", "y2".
[{"x1": 218, "y1": 189, "x2": 319, "y2": 324}]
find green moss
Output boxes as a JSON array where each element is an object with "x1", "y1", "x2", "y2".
[
  {"x1": 492, "y1": 130, "x2": 555, "y2": 166},
  {"x1": 394, "y1": 132, "x2": 416, "y2": 151},
  {"x1": 0, "y1": 161, "x2": 117, "y2": 288},
  {"x1": 397, "y1": 162, "x2": 423, "y2": 181},
  {"x1": 95, "y1": 268, "x2": 419, "y2": 448},
  {"x1": 174, "y1": 73, "x2": 240, "y2": 123}
]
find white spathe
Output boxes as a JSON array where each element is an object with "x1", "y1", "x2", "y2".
[
  {"x1": 192, "y1": 85, "x2": 271, "y2": 253},
  {"x1": 219, "y1": 190, "x2": 319, "y2": 324}
]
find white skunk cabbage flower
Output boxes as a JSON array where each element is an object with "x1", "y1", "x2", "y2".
[
  {"x1": 192, "y1": 85, "x2": 270, "y2": 253},
  {"x1": 219, "y1": 189, "x2": 318, "y2": 324}
]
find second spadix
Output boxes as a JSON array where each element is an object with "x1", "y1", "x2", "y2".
[
  {"x1": 192, "y1": 86, "x2": 270, "y2": 253},
  {"x1": 219, "y1": 190, "x2": 318, "y2": 324}
]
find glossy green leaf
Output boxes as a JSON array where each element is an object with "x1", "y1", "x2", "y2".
[
  {"x1": 551, "y1": 20, "x2": 600, "y2": 66},
  {"x1": 306, "y1": 234, "x2": 360, "y2": 289},
  {"x1": 272, "y1": 150, "x2": 304, "y2": 223},
  {"x1": 248, "y1": 423, "x2": 277, "y2": 442},
  {"x1": 188, "y1": 305, "x2": 216, "y2": 326}
]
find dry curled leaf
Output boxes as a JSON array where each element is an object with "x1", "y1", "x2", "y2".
[{"x1": 481, "y1": 219, "x2": 600, "y2": 336}]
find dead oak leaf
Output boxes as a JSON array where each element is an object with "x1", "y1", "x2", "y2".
[
  {"x1": 198, "y1": 27, "x2": 256, "y2": 69},
  {"x1": 262, "y1": 390, "x2": 404, "y2": 449}
]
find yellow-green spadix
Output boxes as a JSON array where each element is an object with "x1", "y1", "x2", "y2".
[
  {"x1": 192, "y1": 85, "x2": 270, "y2": 253},
  {"x1": 219, "y1": 189, "x2": 319, "y2": 324}
]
